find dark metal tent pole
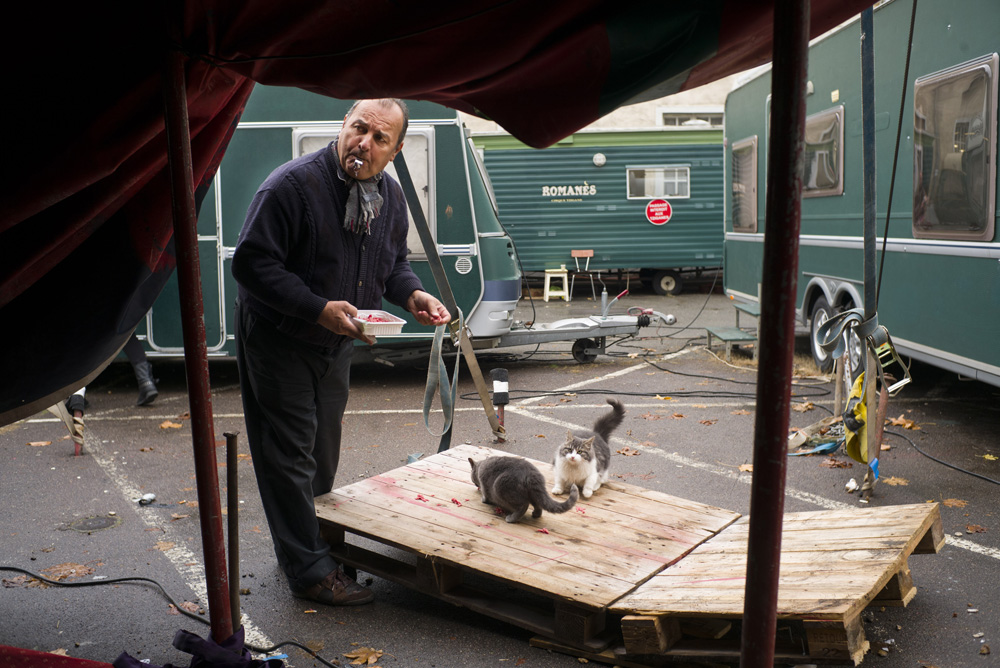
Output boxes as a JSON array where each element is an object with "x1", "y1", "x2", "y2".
[
  {"x1": 163, "y1": 47, "x2": 234, "y2": 643},
  {"x1": 739, "y1": 0, "x2": 810, "y2": 665}
]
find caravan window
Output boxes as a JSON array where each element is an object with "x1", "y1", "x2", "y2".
[
  {"x1": 626, "y1": 165, "x2": 690, "y2": 199},
  {"x1": 731, "y1": 136, "x2": 758, "y2": 232},
  {"x1": 912, "y1": 54, "x2": 998, "y2": 241},
  {"x1": 802, "y1": 106, "x2": 844, "y2": 198},
  {"x1": 293, "y1": 126, "x2": 436, "y2": 259}
]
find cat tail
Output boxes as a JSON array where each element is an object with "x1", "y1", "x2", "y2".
[
  {"x1": 538, "y1": 484, "x2": 579, "y2": 514},
  {"x1": 592, "y1": 398, "x2": 626, "y2": 443}
]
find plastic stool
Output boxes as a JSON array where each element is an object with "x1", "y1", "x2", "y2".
[{"x1": 543, "y1": 266, "x2": 570, "y2": 302}]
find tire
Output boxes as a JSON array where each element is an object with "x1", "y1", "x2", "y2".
[
  {"x1": 651, "y1": 270, "x2": 683, "y2": 296},
  {"x1": 571, "y1": 338, "x2": 598, "y2": 363},
  {"x1": 809, "y1": 297, "x2": 836, "y2": 373}
]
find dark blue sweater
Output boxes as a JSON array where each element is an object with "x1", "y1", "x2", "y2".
[{"x1": 232, "y1": 143, "x2": 424, "y2": 349}]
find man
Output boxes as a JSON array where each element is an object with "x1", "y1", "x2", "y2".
[{"x1": 232, "y1": 98, "x2": 449, "y2": 606}]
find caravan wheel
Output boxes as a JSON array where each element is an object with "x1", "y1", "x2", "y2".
[
  {"x1": 651, "y1": 270, "x2": 683, "y2": 295},
  {"x1": 809, "y1": 297, "x2": 836, "y2": 373}
]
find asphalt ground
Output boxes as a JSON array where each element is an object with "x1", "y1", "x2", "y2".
[{"x1": 2, "y1": 275, "x2": 998, "y2": 667}]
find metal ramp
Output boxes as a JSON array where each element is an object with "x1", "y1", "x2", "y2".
[{"x1": 315, "y1": 445, "x2": 943, "y2": 666}]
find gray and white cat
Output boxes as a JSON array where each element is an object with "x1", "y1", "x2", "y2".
[
  {"x1": 469, "y1": 456, "x2": 579, "y2": 523},
  {"x1": 552, "y1": 398, "x2": 626, "y2": 499}
]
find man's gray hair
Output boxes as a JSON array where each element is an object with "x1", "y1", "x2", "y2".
[{"x1": 345, "y1": 98, "x2": 409, "y2": 149}]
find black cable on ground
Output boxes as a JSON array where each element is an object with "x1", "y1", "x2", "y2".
[
  {"x1": 883, "y1": 429, "x2": 1000, "y2": 486},
  {"x1": 0, "y1": 566, "x2": 339, "y2": 667}
]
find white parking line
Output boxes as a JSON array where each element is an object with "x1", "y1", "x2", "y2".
[{"x1": 83, "y1": 429, "x2": 276, "y2": 653}]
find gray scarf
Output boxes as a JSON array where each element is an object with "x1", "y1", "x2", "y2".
[{"x1": 332, "y1": 140, "x2": 383, "y2": 235}]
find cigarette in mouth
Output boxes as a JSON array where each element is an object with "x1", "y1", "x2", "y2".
[{"x1": 353, "y1": 158, "x2": 364, "y2": 172}]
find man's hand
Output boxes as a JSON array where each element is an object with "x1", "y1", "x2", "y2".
[
  {"x1": 317, "y1": 300, "x2": 375, "y2": 344},
  {"x1": 406, "y1": 290, "x2": 451, "y2": 326}
]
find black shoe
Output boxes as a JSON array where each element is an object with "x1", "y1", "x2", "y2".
[
  {"x1": 291, "y1": 568, "x2": 374, "y2": 606},
  {"x1": 134, "y1": 361, "x2": 158, "y2": 406}
]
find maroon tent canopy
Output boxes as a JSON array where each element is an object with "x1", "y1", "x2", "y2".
[{"x1": 0, "y1": 0, "x2": 871, "y2": 423}]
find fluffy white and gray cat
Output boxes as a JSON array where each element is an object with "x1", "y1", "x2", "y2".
[
  {"x1": 469, "y1": 456, "x2": 579, "y2": 523},
  {"x1": 552, "y1": 398, "x2": 626, "y2": 499}
]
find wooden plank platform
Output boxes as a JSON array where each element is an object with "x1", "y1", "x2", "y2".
[
  {"x1": 315, "y1": 444, "x2": 741, "y2": 650},
  {"x1": 314, "y1": 445, "x2": 942, "y2": 665},
  {"x1": 609, "y1": 503, "x2": 944, "y2": 665}
]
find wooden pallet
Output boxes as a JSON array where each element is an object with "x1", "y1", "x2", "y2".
[
  {"x1": 609, "y1": 504, "x2": 944, "y2": 665},
  {"x1": 314, "y1": 445, "x2": 943, "y2": 665},
  {"x1": 315, "y1": 444, "x2": 741, "y2": 650}
]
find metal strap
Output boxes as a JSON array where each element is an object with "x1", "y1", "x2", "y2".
[{"x1": 394, "y1": 153, "x2": 504, "y2": 450}]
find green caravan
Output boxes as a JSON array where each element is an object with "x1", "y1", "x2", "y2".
[
  {"x1": 471, "y1": 128, "x2": 725, "y2": 295},
  {"x1": 723, "y1": 0, "x2": 1000, "y2": 387},
  {"x1": 135, "y1": 88, "x2": 522, "y2": 363}
]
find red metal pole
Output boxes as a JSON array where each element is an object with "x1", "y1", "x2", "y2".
[
  {"x1": 739, "y1": 0, "x2": 810, "y2": 666},
  {"x1": 162, "y1": 47, "x2": 234, "y2": 642}
]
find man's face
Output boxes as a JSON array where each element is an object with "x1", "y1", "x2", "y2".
[{"x1": 337, "y1": 101, "x2": 405, "y2": 181}]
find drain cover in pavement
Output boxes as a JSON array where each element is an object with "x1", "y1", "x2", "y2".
[{"x1": 69, "y1": 515, "x2": 121, "y2": 533}]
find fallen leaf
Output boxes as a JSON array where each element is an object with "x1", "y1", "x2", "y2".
[
  {"x1": 731, "y1": 409, "x2": 752, "y2": 416},
  {"x1": 640, "y1": 413, "x2": 662, "y2": 421},
  {"x1": 155, "y1": 541, "x2": 176, "y2": 551},
  {"x1": 170, "y1": 513, "x2": 190, "y2": 521},
  {"x1": 638, "y1": 441, "x2": 658, "y2": 448},
  {"x1": 179, "y1": 601, "x2": 202, "y2": 615},
  {"x1": 139, "y1": 447, "x2": 154, "y2": 452},
  {"x1": 981, "y1": 645, "x2": 991, "y2": 655},
  {"x1": 943, "y1": 498, "x2": 968, "y2": 508},
  {"x1": 537, "y1": 528, "x2": 550, "y2": 534},
  {"x1": 983, "y1": 454, "x2": 998, "y2": 461},
  {"x1": 49, "y1": 649, "x2": 69, "y2": 656},
  {"x1": 27, "y1": 441, "x2": 51, "y2": 447},
  {"x1": 699, "y1": 419, "x2": 718, "y2": 426},
  {"x1": 176, "y1": 412, "x2": 191, "y2": 421},
  {"x1": 820, "y1": 457, "x2": 851, "y2": 469},
  {"x1": 535, "y1": 434, "x2": 546, "y2": 438},
  {"x1": 670, "y1": 413, "x2": 685, "y2": 419},
  {"x1": 887, "y1": 414, "x2": 920, "y2": 430},
  {"x1": 966, "y1": 524, "x2": 987, "y2": 534},
  {"x1": 738, "y1": 464, "x2": 753, "y2": 473},
  {"x1": 791, "y1": 402, "x2": 815, "y2": 412},
  {"x1": 160, "y1": 421, "x2": 183, "y2": 430},
  {"x1": 616, "y1": 447, "x2": 641, "y2": 456},
  {"x1": 882, "y1": 476, "x2": 909, "y2": 486},
  {"x1": 344, "y1": 647, "x2": 384, "y2": 665},
  {"x1": 41, "y1": 563, "x2": 94, "y2": 582}
]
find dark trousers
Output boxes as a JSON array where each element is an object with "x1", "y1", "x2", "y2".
[{"x1": 235, "y1": 302, "x2": 352, "y2": 591}]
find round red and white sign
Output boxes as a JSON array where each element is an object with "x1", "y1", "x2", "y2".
[{"x1": 645, "y1": 199, "x2": 672, "y2": 225}]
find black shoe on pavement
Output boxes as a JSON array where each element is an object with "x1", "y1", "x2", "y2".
[{"x1": 291, "y1": 568, "x2": 374, "y2": 606}]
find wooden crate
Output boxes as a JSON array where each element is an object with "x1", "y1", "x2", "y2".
[
  {"x1": 608, "y1": 503, "x2": 944, "y2": 665},
  {"x1": 315, "y1": 444, "x2": 741, "y2": 650}
]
